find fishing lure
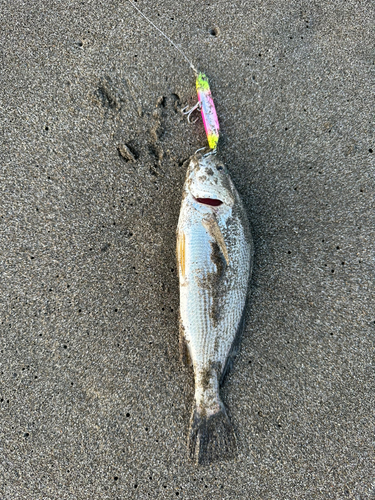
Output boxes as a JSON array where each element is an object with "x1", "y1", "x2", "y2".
[
  {"x1": 183, "y1": 73, "x2": 220, "y2": 151},
  {"x1": 128, "y1": 0, "x2": 220, "y2": 151}
]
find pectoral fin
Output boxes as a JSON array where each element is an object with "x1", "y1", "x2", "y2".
[{"x1": 201, "y1": 216, "x2": 229, "y2": 266}]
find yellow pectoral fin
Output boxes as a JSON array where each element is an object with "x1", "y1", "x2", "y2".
[
  {"x1": 177, "y1": 231, "x2": 186, "y2": 279},
  {"x1": 201, "y1": 216, "x2": 229, "y2": 266}
]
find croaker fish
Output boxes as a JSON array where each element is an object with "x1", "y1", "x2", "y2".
[{"x1": 177, "y1": 152, "x2": 253, "y2": 465}]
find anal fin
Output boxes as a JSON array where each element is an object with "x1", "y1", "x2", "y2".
[
  {"x1": 179, "y1": 318, "x2": 191, "y2": 366},
  {"x1": 220, "y1": 303, "x2": 247, "y2": 387}
]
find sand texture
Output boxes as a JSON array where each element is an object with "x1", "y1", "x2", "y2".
[{"x1": 0, "y1": 0, "x2": 374, "y2": 498}]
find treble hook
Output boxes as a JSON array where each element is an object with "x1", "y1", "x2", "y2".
[
  {"x1": 182, "y1": 101, "x2": 201, "y2": 124},
  {"x1": 194, "y1": 146, "x2": 217, "y2": 156},
  {"x1": 203, "y1": 147, "x2": 217, "y2": 157}
]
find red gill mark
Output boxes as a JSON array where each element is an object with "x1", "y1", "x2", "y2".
[{"x1": 195, "y1": 198, "x2": 223, "y2": 207}]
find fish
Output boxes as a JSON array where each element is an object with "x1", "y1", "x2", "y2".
[{"x1": 176, "y1": 151, "x2": 254, "y2": 465}]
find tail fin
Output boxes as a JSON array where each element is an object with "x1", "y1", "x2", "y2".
[{"x1": 188, "y1": 404, "x2": 237, "y2": 465}]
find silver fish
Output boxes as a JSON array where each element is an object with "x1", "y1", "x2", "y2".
[{"x1": 176, "y1": 152, "x2": 254, "y2": 464}]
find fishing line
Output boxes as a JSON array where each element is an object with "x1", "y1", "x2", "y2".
[
  {"x1": 127, "y1": 0, "x2": 220, "y2": 151},
  {"x1": 127, "y1": 0, "x2": 198, "y2": 75}
]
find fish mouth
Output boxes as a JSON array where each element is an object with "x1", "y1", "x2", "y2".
[{"x1": 194, "y1": 197, "x2": 223, "y2": 207}]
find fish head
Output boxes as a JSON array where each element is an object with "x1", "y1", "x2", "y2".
[{"x1": 184, "y1": 153, "x2": 235, "y2": 209}]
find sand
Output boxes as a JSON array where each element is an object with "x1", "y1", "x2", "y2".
[{"x1": 1, "y1": 0, "x2": 374, "y2": 498}]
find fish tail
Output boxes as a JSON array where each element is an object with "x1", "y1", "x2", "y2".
[{"x1": 188, "y1": 403, "x2": 237, "y2": 465}]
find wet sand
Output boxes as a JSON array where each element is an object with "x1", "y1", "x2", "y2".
[{"x1": 1, "y1": 0, "x2": 374, "y2": 498}]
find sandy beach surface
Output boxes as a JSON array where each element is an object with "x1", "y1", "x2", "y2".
[{"x1": 1, "y1": 0, "x2": 374, "y2": 498}]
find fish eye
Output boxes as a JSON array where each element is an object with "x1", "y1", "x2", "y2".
[{"x1": 216, "y1": 165, "x2": 223, "y2": 171}]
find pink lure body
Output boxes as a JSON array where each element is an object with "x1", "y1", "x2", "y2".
[{"x1": 196, "y1": 73, "x2": 220, "y2": 150}]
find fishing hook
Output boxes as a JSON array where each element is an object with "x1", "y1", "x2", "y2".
[
  {"x1": 182, "y1": 101, "x2": 201, "y2": 124},
  {"x1": 194, "y1": 146, "x2": 217, "y2": 156}
]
